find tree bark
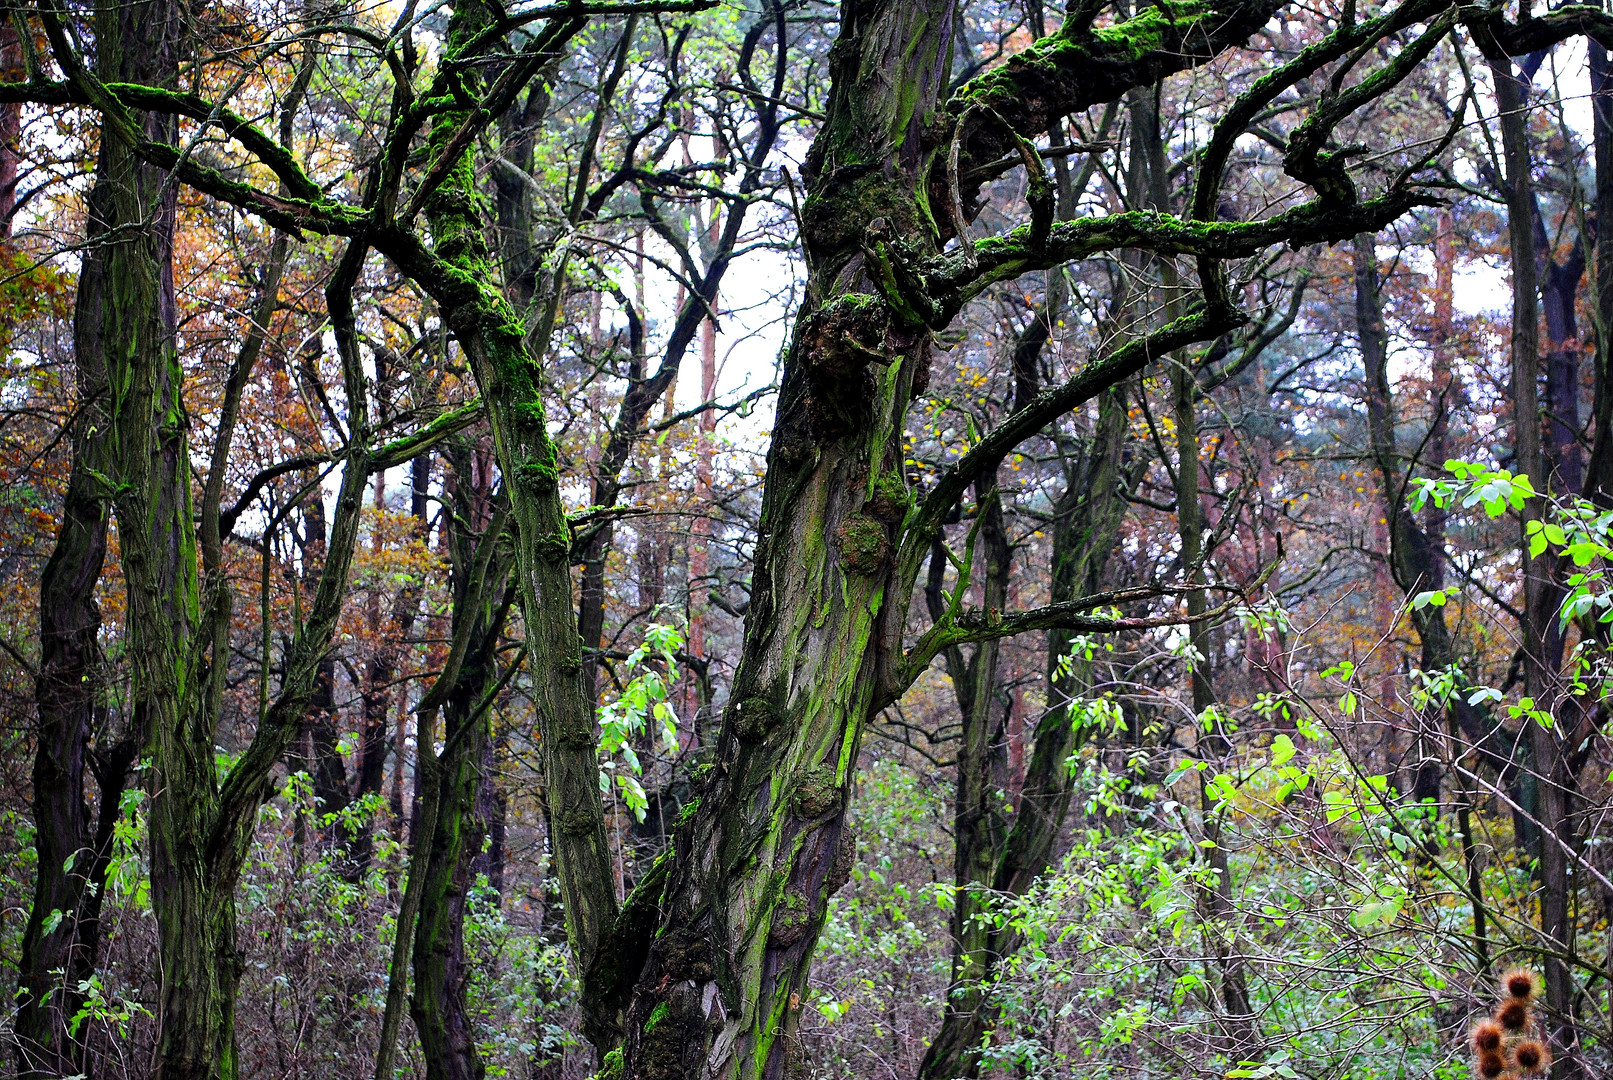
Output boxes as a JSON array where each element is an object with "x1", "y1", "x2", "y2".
[
  {"x1": 0, "y1": 19, "x2": 20, "y2": 234},
  {"x1": 1588, "y1": 45, "x2": 1613, "y2": 506},
  {"x1": 410, "y1": 456, "x2": 516, "y2": 1080},
  {"x1": 17, "y1": 2, "x2": 181, "y2": 1075},
  {"x1": 1491, "y1": 52, "x2": 1582, "y2": 1078},
  {"x1": 410, "y1": 3, "x2": 620, "y2": 1052}
]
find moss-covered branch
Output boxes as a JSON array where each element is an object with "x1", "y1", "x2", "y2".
[
  {"x1": 1190, "y1": 0, "x2": 1451, "y2": 222},
  {"x1": 920, "y1": 189, "x2": 1431, "y2": 320},
  {"x1": 938, "y1": 0, "x2": 1286, "y2": 223},
  {"x1": 893, "y1": 552, "x2": 1281, "y2": 706},
  {"x1": 901, "y1": 307, "x2": 1236, "y2": 581}
]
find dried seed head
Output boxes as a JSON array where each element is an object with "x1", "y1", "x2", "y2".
[
  {"x1": 1497, "y1": 1000, "x2": 1530, "y2": 1031},
  {"x1": 1502, "y1": 967, "x2": 1539, "y2": 1004},
  {"x1": 1471, "y1": 1020, "x2": 1503, "y2": 1054},
  {"x1": 1512, "y1": 1039, "x2": 1550, "y2": 1076},
  {"x1": 1477, "y1": 1051, "x2": 1507, "y2": 1079}
]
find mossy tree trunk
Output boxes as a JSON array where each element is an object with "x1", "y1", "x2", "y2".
[
  {"x1": 406, "y1": 2, "x2": 623, "y2": 1051},
  {"x1": 607, "y1": 0, "x2": 963, "y2": 1068},
  {"x1": 409, "y1": 442, "x2": 519, "y2": 1080},
  {"x1": 603, "y1": 0, "x2": 1423, "y2": 1073},
  {"x1": 18, "y1": 2, "x2": 182, "y2": 1076},
  {"x1": 6, "y1": 0, "x2": 1491, "y2": 1074},
  {"x1": 1487, "y1": 48, "x2": 1583, "y2": 1079}
]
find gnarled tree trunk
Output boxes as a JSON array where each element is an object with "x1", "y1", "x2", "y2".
[{"x1": 17, "y1": 2, "x2": 181, "y2": 1075}]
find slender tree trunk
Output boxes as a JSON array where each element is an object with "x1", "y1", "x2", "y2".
[
  {"x1": 919, "y1": 475, "x2": 1012, "y2": 1080},
  {"x1": 1355, "y1": 235, "x2": 1444, "y2": 804},
  {"x1": 410, "y1": 4, "x2": 620, "y2": 1051},
  {"x1": 918, "y1": 376, "x2": 1131, "y2": 1078},
  {"x1": 1588, "y1": 46, "x2": 1613, "y2": 506},
  {"x1": 0, "y1": 19, "x2": 20, "y2": 235},
  {"x1": 918, "y1": 123, "x2": 1126, "y2": 1072},
  {"x1": 1174, "y1": 336, "x2": 1256, "y2": 1053},
  {"x1": 410, "y1": 516, "x2": 514, "y2": 1080},
  {"x1": 300, "y1": 495, "x2": 352, "y2": 833},
  {"x1": 16, "y1": 225, "x2": 116, "y2": 1080},
  {"x1": 1131, "y1": 70, "x2": 1255, "y2": 1051},
  {"x1": 1492, "y1": 53, "x2": 1581, "y2": 1078},
  {"x1": 353, "y1": 459, "x2": 430, "y2": 873}
]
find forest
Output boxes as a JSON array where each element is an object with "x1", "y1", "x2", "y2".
[{"x1": 1, "y1": 0, "x2": 1611, "y2": 1077}]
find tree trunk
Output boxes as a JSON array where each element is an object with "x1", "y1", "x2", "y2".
[
  {"x1": 410, "y1": 5, "x2": 619, "y2": 1052},
  {"x1": 1355, "y1": 235, "x2": 1444, "y2": 805},
  {"x1": 16, "y1": 2, "x2": 184, "y2": 1076},
  {"x1": 0, "y1": 20, "x2": 20, "y2": 234},
  {"x1": 410, "y1": 472, "x2": 516, "y2": 1080},
  {"x1": 606, "y1": 0, "x2": 961, "y2": 1068},
  {"x1": 1588, "y1": 45, "x2": 1613, "y2": 506},
  {"x1": 1174, "y1": 316, "x2": 1256, "y2": 1055},
  {"x1": 17, "y1": 224, "x2": 117, "y2": 1079},
  {"x1": 918, "y1": 375, "x2": 1131, "y2": 1078},
  {"x1": 1492, "y1": 53, "x2": 1581, "y2": 1078},
  {"x1": 919, "y1": 477, "x2": 1012, "y2": 1080}
]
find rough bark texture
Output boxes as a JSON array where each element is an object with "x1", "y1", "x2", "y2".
[
  {"x1": 1589, "y1": 45, "x2": 1613, "y2": 506},
  {"x1": 17, "y1": 191, "x2": 116, "y2": 1078},
  {"x1": 410, "y1": 453, "x2": 516, "y2": 1080},
  {"x1": 0, "y1": 19, "x2": 20, "y2": 234},
  {"x1": 16, "y1": 2, "x2": 183, "y2": 1076},
  {"x1": 603, "y1": 0, "x2": 958, "y2": 1071},
  {"x1": 410, "y1": 2, "x2": 621, "y2": 1052},
  {"x1": 1491, "y1": 54, "x2": 1582, "y2": 1078}
]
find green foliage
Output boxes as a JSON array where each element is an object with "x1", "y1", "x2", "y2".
[{"x1": 598, "y1": 622, "x2": 685, "y2": 821}]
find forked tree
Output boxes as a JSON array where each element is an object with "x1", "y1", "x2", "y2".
[{"x1": 8, "y1": 0, "x2": 1613, "y2": 1078}]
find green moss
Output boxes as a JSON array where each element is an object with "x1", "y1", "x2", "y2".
[
  {"x1": 801, "y1": 172, "x2": 929, "y2": 267},
  {"x1": 591, "y1": 1048, "x2": 624, "y2": 1080},
  {"x1": 513, "y1": 399, "x2": 547, "y2": 430},
  {"x1": 636, "y1": 997, "x2": 695, "y2": 1079},
  {"x1": 767, "y1": 887, "x2": 811, "y2": 948},
  {"x1": 865, "y1": 464, "x2": 912, "y2": 525},
  {"x1": 672, "y1": 796, "x2": 702, "y2": 830},
  {"x1": 1089, "y1": 0, "x2": 1209, "y2": 57},
  {"x1": 793, "y1": 765, "x2": 838, "y2": 819},
  {"x1": 837, "y1": 514, "x2": 889, "y2": 575},
  {"x1": 733, "y1": 696, "x2": 778, "y2": 742}
]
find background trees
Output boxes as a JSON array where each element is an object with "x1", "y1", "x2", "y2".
[{"x1": 4, "y1": 0, "x2": 1613, "y2": 1078}]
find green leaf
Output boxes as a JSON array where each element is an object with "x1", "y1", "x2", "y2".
[{"x1": 1269, "y1": 734, "x2": 1295, "y2": 768}]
